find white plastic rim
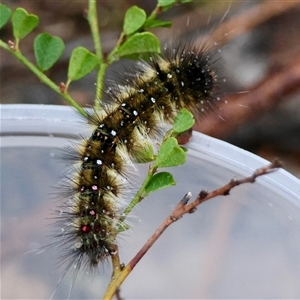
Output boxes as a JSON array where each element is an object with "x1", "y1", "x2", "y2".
[
  {"x1": 1, "y1": 104, "x2": 300, "y2": 299},
  {"x1": 2, "y1": 104, "x2": 299, "y2": 200}
]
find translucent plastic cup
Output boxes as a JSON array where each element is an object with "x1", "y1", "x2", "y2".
[{"x1": 1, "y1": 104, "x2": 300, "y2": 299}]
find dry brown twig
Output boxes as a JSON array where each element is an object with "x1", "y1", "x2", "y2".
[{"x1": 103, "y1": 158, "x2": 282, "y2": 299}]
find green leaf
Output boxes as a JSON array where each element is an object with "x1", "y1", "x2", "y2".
[
  {"x1": 155, "y1": 137, "x2": 186, "y2": 168},
  {"x1": 123, "y1": 5, "x2": 146, "y2": 35},
  {"x1": 0, "y1": 4, "x2": 12, "y2": 29},
  {"x1": 145, "y1": 172, "x2": 175, "y2": 193},
  {"x1": 68, "y1": 47, "x2": 98, "y2": 81},
  {"x1": 144, "y1": 18, "x2": 172, "y2": 29},
  {"x1": 173, "y1": 108, "x2": 195, "y2": 134},
  {"x1": 116, "y1": 32, "x2": 160, "y2": 59},
  {"x1": 34, "y1": 33, "x2": 65, "y2": 71},
  {"x1": 12, "y1": 8, "x2": 39, "y2": 40},
  {"x1": 158, "y1": 0, "x2": 176, "y2": 7}
]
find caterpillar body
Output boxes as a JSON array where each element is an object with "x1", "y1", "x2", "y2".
[{"x1": 53, "y1": 43, "x2": 220, "y2": 274}]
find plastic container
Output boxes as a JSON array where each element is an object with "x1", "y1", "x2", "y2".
[{"x1": 1, "y1": 104, "x2": 300, "y2": 299}]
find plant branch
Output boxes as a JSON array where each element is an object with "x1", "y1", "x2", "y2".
[
  {"x1": 109, "y1": 244, "x2": 122, "y2": 277},
  {"x1": 87, "y1": 1, "x2": 102, "y2": 63},
  {"x1": 121, "y1": 164, "x2": 157, "y2": 220},
  {"x1": 103, "y1": 158, "x2": 282, "y2": 299},
  {"x1": 0, "y1": 39, "x2": 87, "y2": 117},
  {"x1": 87, "y1": 0, "x2": 107, "y2": 109}
]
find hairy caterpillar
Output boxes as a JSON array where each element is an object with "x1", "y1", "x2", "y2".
[{"x1": 52, "y1": 42, "x2": 221, "y2": 279}]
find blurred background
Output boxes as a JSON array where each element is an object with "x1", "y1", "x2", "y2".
[
  {"x1": 1, "y1": 1, "x2": 300, "y2": 299},
  {"x1": 1, "y1": 0, "x2": 300, "y2": 177}
]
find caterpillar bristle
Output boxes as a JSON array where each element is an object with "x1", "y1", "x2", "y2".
[{"x1": 49, "y1": 38, "x2": 223, "y2": 293}]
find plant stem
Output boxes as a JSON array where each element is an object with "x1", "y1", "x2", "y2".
[
  {"x1": 0, "y1": 39, "x2": 87, "y2": 117},
  {"x1": 87, "y1": 0, "x2": 102, "y2": 62},
  {"x1": 121, "y1": 164, "x2": 157, "y2": 220},
  {"x1": 103, "y1": 264, "x2": 131, "y2": 300},
  {"x1": 87, "y1": 0, "x2": 107, "y2": 109},
  {"x1": 95, "y1": 62, "x2": 108, "y2": 108},
  {"x1": 103, "y1": 160, "x2": 281, "y2": 299},
  {"x1": 109, "y1": 244, "x2": 122, "y2": 280},
  {"x1": 120, "y1": 129, "x2": 176, "y2": 221}
]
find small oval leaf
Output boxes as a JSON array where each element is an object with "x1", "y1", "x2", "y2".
[
  {"x1": 155, "y1": 137, "x2": 186, "y2": 168},
  {"x1": 145, "y1": 172, "x2": 175, "y2": 194},
  {"x1": 116, "y1": 32, "x2": 160, "y2": 59},
  {"x1": 123, "y1": 5, "x2": 146, "y2": 35},
  {"x1": 34, "y1": 33, "x2": 65, "y2": 71},
  {"x1": 12, "y1": 8, "x2": 39, "y2": 40},
  {"x1": 68, "y1": 47, "x2": 98, "y2": 81},
  {"x1": 0, "y1": 4, "x2": 12, "y2": 29},
  {"x1": 173, "y1": 108, "x2": 195, "y2": 134}
]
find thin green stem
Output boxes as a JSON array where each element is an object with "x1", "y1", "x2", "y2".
[
  {"x1": 95, "y1": 62, "x2": 108, "y2": 108},
  {"x1": 87, "y1": 0, "x2": 105, "y2": 109},
  {"x1": 103, "y1": 264, "x2": 132, "y2": 300},
  {"x1": 106, "y1": 32, "x2": 125, "y2": 64},
  {"x1": 120, "y1": 129, "x2": 175, "y2": 221},
  {"x1": 0, "y1": 39, "x2": 87, "y2": 117},
  {"x1": 121, "y1": 164, "x2": 157, "y2": 220},
  {"x1": 147, "y1": 5, "x2": 161, "y2": 20},
  {"x1": 88, "y1": 1, "x2": 102, "y2": 62}
]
